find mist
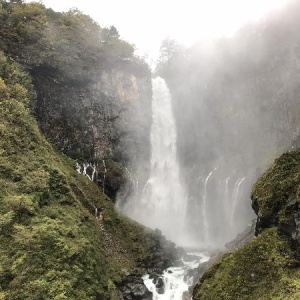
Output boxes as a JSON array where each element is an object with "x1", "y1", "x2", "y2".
[{"x1": 117, "y1": 0, "x2": 300, "y2": 249}]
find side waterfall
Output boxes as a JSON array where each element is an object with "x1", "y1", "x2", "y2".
[
  {"x1": 194, "y1": 170, "x2": 254, "y2": 247},
  {"x1": 230, "y1": 177, "x2": 246, "y2": 227},
  {"x1": 121, "y1": 77, "x2": 188, "y2": 245},
  {"x1": 118, "y1": 77, "x2": 255, "y2": 248},
  {"x1": 202, "y1": 168, "x2": 217, "y2": 243}
]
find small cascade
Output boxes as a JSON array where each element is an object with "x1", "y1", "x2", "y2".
[
  {"x1": 82, "y1": 163, "x2": 90, "y2": 179},
  {"x1": 189, "y1": 169, "x2": 254, "y2": 248},
  {"x1": 91, "y1": 162, "x2": 97, "y2": 182},
  {"x1": 125, "y1": 167, "x2": 139, "y2": 194},
  {"x1": 76, "y1": 162, "x2": 81, "y2": 174},
  {"x1": 224, "y1": 177, "x2": 231, "y2": 217},
  {"x1": 143, "y1": 252, "x2": 210, "y2": 300},
  {"x1": 76, "y1": 162, "x2": 98, "y2": 182},
  {"x1": 102, "y1": 159, "x2": 107, "y2": 193},
  {"x1": 230, "y1": 177, "x2": 246, "y2": 226},
  {"x1": 201, "y1": 168, "x2": 217, "y2": 243}
]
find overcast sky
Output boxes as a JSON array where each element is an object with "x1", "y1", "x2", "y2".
[{"x1": 29, "y1": 0, "x2": 289, "y2": 65}]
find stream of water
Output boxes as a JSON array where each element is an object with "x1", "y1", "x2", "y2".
[{"x1": 143, "y1": 251, "x2": 210, "y2": 300}]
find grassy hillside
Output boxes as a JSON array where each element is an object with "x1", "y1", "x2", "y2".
[
  {"x1": 193, "y1": 150, "x2": 300, "y2": 300},
  {"x1": 0, "y1": 51, "x2": 155, "y2": 300}
]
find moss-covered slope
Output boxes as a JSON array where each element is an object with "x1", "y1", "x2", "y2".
[
  {"x1": 193, "y1": 150, "x2": 300, "y2": 300},
  {"x1": 0, "y1": 52, "x2": 156, "y2": 300}
]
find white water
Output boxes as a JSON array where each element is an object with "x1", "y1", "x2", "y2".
[
  {"x1": 230, "y1": 177, "x2": 246, "y2": 227},
  {"x1": 76, "y1": 162, "x2": 97, "y2": 182},
  {"x1": 121, "y1": 77, "x2": 188, "y2": 245},
  {"x1": 102, "y1": 159, "x2": 107, "y2": 193},
  {"x1": 143, "y1": 252, "x2": 210, "y2": 300},
  {"x1": 194, "y1": 170, "x2": 253, "y2": 247},
  {"x1": 202, "y1": 168, "x2": 217, "y2": 243},
  {"x1": 116, "y1": 76, "x2": 255, "y2": 249}
]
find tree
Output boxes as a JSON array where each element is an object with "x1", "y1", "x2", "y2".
[
  {"x1": 157, "y1": 37, "x2": 178, "y2": 65},
  {"x1": 101, "y1": 25, "x2": 120, "y2": 42}
]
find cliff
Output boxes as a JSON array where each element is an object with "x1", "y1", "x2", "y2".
[
  {"x1": 0, "y1": 0, "x2": 152, "y2": 200},
  {"x1": 193, "y1": 150, "x2": 300, "y2": 299},
  {"x1": 0, "y1": 2, "x2": 168, "y2": 299},
  {"x1": 0, "y1": 50, "x2": 183, "y2": 300}
]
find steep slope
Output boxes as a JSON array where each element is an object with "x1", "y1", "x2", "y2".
[
  {"x1": 193, "y1": 150, "x2": 300, "y2": 299},
  {"x1": 0, "y1": 52, "x2": 175, "y2": 300},
  {"x1": 0, "y1": 0, "x2": 152, "y2": 201}
]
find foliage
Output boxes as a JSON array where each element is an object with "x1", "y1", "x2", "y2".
[
  {"x1": 0, "y1": 1, "x2": 138, "y2": 78},
  {"x1": 0, "y1": 51, "x2": 156, "y2": 299},
  {"x1": 251, "y1": 150, "x2": 300, "y2": 218},
  {"x1": 193, "y1": 228, "x2": 300, "y2": 300},
  {"x1": 193, "y1": 149, "x2": 300, "y2": 299},
  {"x1": 156, "y1": 38, "x2": 183, "y2": 72},
  {"x1": 0, "y1": 0, "x2": 151, "y2": 172}
]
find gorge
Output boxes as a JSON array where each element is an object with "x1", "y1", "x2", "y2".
[{"x1": 1, "y1": 0, "x2": 300, "y2": 299}]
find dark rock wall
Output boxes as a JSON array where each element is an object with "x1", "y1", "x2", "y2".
[{"x1": 32, "y1": 61, "x2": 152, "y2": 199}]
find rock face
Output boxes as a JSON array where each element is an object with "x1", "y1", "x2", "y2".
[
  {"x1": 0, "y1": 1, "x2": 153, "y2": 201},
  {"x1": 119, "y1": 273, "x2": 153, "y2": 300},
  {"x1": 32, "y1": 62, "x2": 152, "y2": 199},
  {"x1": 251, "y1": 150, "x2": 300, "y2": 250},
  {"x1": 35, "y1": 63, "x2": 151, "y2": 159},
  {"x1": 117, "y1": 228, "x2": 186, "y2": 300}
]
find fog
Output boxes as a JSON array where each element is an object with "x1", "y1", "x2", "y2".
[{"x1": 117, "y1": 0, "x2": 300, "y2": 249}]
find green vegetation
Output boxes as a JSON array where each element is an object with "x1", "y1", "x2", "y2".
[
  {"x1": 193, "y1": 150, "x2": 300, "y2": 300},
  {"x1": 252, "y1": 151, "x2": 300, "y2": 221},
  {"x1": 0, "y1": 0, "x2": 151, "y2": 167},
  {"x1": 193, "y1": 228, "x2": 300, "y2": 300},
  {"x1": 0, "y1": 0, "x2": 153, "y2": 212},
  {"x1": 0, "y1": 51, "x2": 155, "y2": 299},
  {"x1": 0, "y1": 0, "x2": 138, "y2": 76}
]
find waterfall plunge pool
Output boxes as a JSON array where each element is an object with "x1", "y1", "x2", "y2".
[{"x1": 143, "y1": 251, "x2": 210, "y2": 300}]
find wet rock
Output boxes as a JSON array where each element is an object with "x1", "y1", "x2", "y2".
[
  {"x1": 155, "y1": 277, "x2": 165, "y2": 294},
  {"x1": 278, "y1": 200, "x2": 300, "y2": 250},
  {"x1": 255, "y1": 213, "x2": 278, "y2": 235},
  {"x1": 119, "y1": 274, "x2": 152, "y2": 300},
  {"x1": 131, "y1": 284, "x2": 152, "y2": 300}
]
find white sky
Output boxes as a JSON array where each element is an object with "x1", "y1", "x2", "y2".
[{"x1": 28, "y1": 0, "x2": 289, "y2": 65}]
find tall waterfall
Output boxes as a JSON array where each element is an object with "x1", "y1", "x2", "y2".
[
  {"x1": 118, "y1": 77, "x2": 256, "y2": 249},
  {"x1": 120, "y1": 77, "x2": 188, "y2": 245}
]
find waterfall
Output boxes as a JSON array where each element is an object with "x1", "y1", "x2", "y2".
[
  {"x1": 143, "y1": 252, "x2": 210, "y2": 300},
  {"x1": 76, "y1": 162, "x2": 97, "y2": 182},
  {"x1": 202, "y1": 168, "x2": 216, "y2": 243},
  {"x1": 121, "y1": 77, "x2": 188, "y2": 245},
  {"x1": 230, "y1": 177, "x2": 246, "y2": 226},
  {"x1": 118, "y1": 77, "x2": 256, "y2": 248},
  {"x1": 125, "y1": 167, "x2": 139, "y2": 194},
  {"x1": 190, "y1": 169, "x2": 254, "y2": 248},
  {"x1": 224, "y1": 177, "x2": 231, "y2": 217},
  {"x1": 102, "y1": 159, "x2": 107, "y2": 193}
]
